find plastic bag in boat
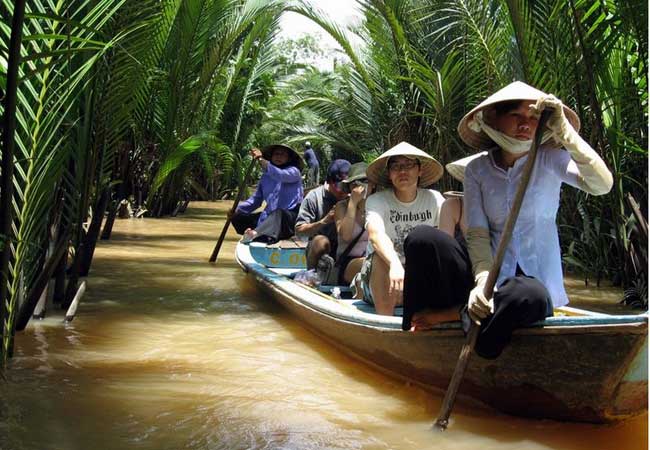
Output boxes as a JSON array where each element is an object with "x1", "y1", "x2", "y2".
[{"x1": 294, "y1": 269, "x2": 321, "y2": 287}]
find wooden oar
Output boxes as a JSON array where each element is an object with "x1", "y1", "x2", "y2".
[
  {"x1": 434, "y1": 109, "x2": 551, "y2": 431},
  {"x1": 209, "y1": 158, "x2": 256, "y2": 263}
]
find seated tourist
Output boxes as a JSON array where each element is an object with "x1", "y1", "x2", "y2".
[
  {"x1": 295, "y1": 159, "x2": 351, "y2": 269},
  {"x1": 230, "y1": 145, "x2": 303, "y2": 244},
  {"x1": 334, "y1": 162, "x2": 371, "y2": 285},
  {"x1": 359, "y1": 142, "x2": 455, "y2": 318},
  {"x1": 438, "y1": 152, "x2": 486, "y2": 239}
]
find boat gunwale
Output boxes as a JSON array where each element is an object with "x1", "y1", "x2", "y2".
[{"x1": 235, "y1": 242, "x2": 648, "y2": 335}]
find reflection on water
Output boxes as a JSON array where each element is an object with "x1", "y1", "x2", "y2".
[{"x1": 1, "y1": 202, "x2": 647, "y2": 450}]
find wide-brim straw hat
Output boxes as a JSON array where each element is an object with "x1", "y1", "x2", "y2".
[
  {"x1": 341, "y1": 162, "x2": 368, "y2": 193},
  {"x1": 445, "y1": 152, "x2": 488, "y2": 183},
  {"x1": 457, "y1": 81, "x2": 581, "y2": 150},
  {"x1": 261, "y1": 144, "x2": 304, "y2": 170},
  {"x1": 367, "y1": 142, "x2": 444, "y2": 187},
  {"x1": 341, "y1": 162, "x2": 368, "y2": 184}
]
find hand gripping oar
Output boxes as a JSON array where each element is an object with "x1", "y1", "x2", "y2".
[
  {"x1": 434, "y1": 109, "x2": 551, "y2": 431},
  {"x1": 209, "y1": 158, "x2": 256, "y2": 263}
]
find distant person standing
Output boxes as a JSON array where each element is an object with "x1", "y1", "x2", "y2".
[{"x1": 303, "y1": 141, "x2": 320, "y2": 187}]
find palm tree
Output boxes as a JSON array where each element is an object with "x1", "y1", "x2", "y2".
[
  {"x1": 0, "y1": 0, "x2": 163, "y2": 362},
  {"x1": 1, "y1": 0, "x2": 292, "y2": 363},
  {"x1": 144, "y1": 0, "x2": 287, "y2": 215}
]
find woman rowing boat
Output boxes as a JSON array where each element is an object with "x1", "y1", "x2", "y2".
[{"x1": 458, "y1": 81, "x2": 613, "y2": 358}]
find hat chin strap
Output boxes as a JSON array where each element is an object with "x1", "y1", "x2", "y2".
[{"x1": 470, "y1": 111, "x2": 553, "y2": 155}]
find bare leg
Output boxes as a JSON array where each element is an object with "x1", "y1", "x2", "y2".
[
  {"x1": 242, "y1": 228, "x2": 257, "y2": 242},
  {"x1": 369, "y1": 256, "x2": 400, "y2": 315},
  {"x1": 343, "y1": 257, "x2": 364, "y2": 284},
  {"x1": 410, "y1": 307, "x2": 460, "y2": 331},
  {"x1": 307, "y1": 235, "x2": 331, "y2": 269}
]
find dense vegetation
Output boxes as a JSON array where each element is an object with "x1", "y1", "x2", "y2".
[{"x1": 1, "y1": 0, "x2": 646, "y2": 365}]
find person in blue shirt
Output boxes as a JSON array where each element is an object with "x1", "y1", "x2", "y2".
[
  {"x1": 230, "y1": 144, "x2": 304, "y2": 243},
  {"x1": 303, "y1": 141, "x2": 320, "y2": 187}
]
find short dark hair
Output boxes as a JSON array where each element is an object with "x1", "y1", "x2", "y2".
[
  {"x1": 387, "y1": 156, "x2": 421, "y2": 168},
  {"x1": 493, "y1": 100, "x2": 526, "y2": 116},
  {"x1": 326, "y1": 159, "x2": 351, "y2": 182}
]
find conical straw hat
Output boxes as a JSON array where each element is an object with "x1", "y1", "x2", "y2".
[
  {"x1": 445, "y1": 152, "x2": 488, "y2": 183},
  {"x1": 457, "y1": 81, "x2": 580, "y2": 149},
  {"x1": 367, "y1": 142, "x2": 443, "y2": 187},
  {"x1": 261, "y1": 144, "x2": 304, "y2": 170}
]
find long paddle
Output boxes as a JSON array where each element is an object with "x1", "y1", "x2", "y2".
[
  {"x1": 209, "y1": 158, "x2": 256, "y2": 263},
  {"x1": 434, "y1": 109, "x2": 551, "y2": 431}
]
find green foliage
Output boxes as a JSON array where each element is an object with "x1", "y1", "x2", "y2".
[
  {"x1": 1, "y1": 0, "x2": 646, "y2": 363},
  {"x1": 141, "y1": 0, "x2": 286, "y2": 211},
  {"x1": 151, "y1": 132, "x2": 232, "y2": 193},
  {"x1": 1, "y1": 0, "x2": 142, "y2": 362}
]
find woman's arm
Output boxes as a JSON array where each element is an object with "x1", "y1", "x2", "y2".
[
  {"x1": 462, "y1": 164, "x2": 495, "y2": 323},
  {"x1": 536, "y1": 96, "x2": 613, "y2": 196},
  {"x1": 265, "y1": 163, "x2": 302, "y2": 183},
  {"x1": 236, "y1": 185, "x2": 264, "y2": 214},
  {"x1": 463, "y1": 165, "x2": 493, "y2": 278},
  {"x1": 336, "y1": 184, "x2": 365, "y2": 241},
  {"x1": 335, "y1": 200, "x2": 354, "y2": 242},
  {"x1": 366, "y1": 213, "x2": 404, "y2": 298},
  {"x1": 439, "y1": 198, "x2": 460, "y2": 238}
]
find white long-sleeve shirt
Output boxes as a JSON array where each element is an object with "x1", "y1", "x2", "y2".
[{"x1": 463, "y1": 146, "x2": 584, "y2": 307}]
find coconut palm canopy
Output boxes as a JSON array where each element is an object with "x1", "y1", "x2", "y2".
[{"x1": 0, "y1": 0, "x2": 647, "y2": 363}]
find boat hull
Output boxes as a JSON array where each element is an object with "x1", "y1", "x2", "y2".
[{"x1": 236, "y1": 243, "x2": 648, "y2": 422}]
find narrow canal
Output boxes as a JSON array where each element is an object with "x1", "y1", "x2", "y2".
[{"x1": 1, "y1": 202, "x2": 646, "y2": 450}]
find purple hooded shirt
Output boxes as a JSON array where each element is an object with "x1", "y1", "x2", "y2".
[{"x1": 235, "y1": 163, "x2": 303, "y2": 226}]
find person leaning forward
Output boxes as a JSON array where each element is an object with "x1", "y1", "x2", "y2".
[
  {"x1": 295, "y1": 159, "x2": 351, "y2": 269},
  {"x1": 359, "y1": 142, "x2": 460, "y2": 318},
  {"x1": 230, "y1": 144, "x2": 304, "y2": 244}
]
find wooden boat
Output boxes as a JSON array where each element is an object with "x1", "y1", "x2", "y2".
[{"x1": 235, "y1": 240, "x2": 648, "y2": 423}]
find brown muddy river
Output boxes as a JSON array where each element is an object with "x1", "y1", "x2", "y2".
[{"x1": 1, "y1": 201, "x2": 647, "y2": 450}]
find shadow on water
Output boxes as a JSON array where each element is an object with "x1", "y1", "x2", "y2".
[{"x1": 105, "y1": 232, "x2": 218, "y2": 243}]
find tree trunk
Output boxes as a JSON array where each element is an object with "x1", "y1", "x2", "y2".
[
  {"x1": 15, "y1": 236, "x2": 69, "y2": 331},
  {"x1": 102, "y1": 143, "x2": 131, "y2": 239},
  {"x1": 53, "y1": 251, "x2": 67, "y2": 305},
  {"x1": 63, "y1": 246, "x2": 83, "y2": 310},
  {"x1": 179, "y1": 199, "x2": 190, "y2": 214},
  {"x1": 79, "y1": 188, "x2": 110, "y2": 276},
  {"x1": 101, "y1": 200, "x2": 118, "y2": 240},
  {"x1": 0, "y1": 0, "x2": 27, "y2": 364}
]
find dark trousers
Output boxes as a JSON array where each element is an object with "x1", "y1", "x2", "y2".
[
  {"x1": 463, "y1": 274, "x2": 552, "y2": 359},
  {"x1": 231, "y1": 211, "x2": 260, "y2": 235},
  {"x1": 402, "y1": 225, "x2": 474, "y2": 330},
  {"x1": 231, "y1": 208, "x2": 299, "y2": 244},
  {"x1": 401, "y1": 225, "x2": 552, "y2": 359}
]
